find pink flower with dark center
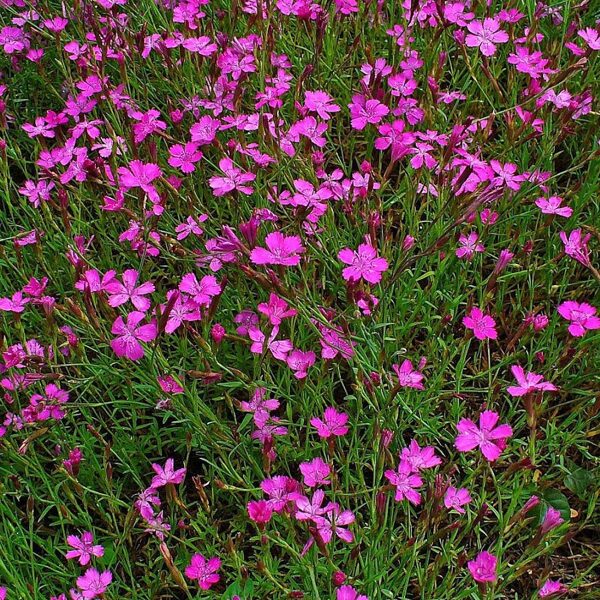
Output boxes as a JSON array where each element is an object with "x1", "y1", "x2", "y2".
[
  {"x1": 456, "y1": 232, "x2": 485, "y2": 260},
  {"x1": 467, "y1": 551, "x2": 498, "y2": 582},
  {"x1": 110, "y1": 311, "x2": 157, "y2": 361},
  {"x1": 208, "y1": 157, "x2": 255, "y2": 196},
  {"x1": 535, "y1": 196, "x2": 573, "y2": 217},
  {"x1": 258, "y1": 293, "x2": 297, "y2": 325},
  {"x1": 179, "y1": 273, "x2": 221, "y2": 306},
  {"x1": 399, "y1": 440, "x2": 441, "y2": 472},
  {"x1": 348, "y1": 94, "x2": 389, "y2": 130},
  {"x1": 557, "y1": 301, "x2": 600, "y2": 337},
  {"x1": 560, "y1": 229, "x2": 592, "y2": 267},
  {"x1": 444, "y1": 487, "x2": 472, "y2": 513},
  {"x1": 168, "y1": 142, "x2": 203, "y2": 173},
  {"x1": 455, "y1": 410, "x2": 512, "y2": 461},
  {"x1": 76, "y1": 568, "x2": 112, "y2": 599},
  {"x1": 185, "y1": 554, "x2": 221, "y2": 590},
  {"x1": 310, "y1": 407, "x2": 349, "y2": 439},
  {"x1": 338, "y1": 243, "x2": 388, "y2": 284},
  {"x1": 261, "y1": 476, "x2": 302, "y2": 512},
  {"x1": 299, "y1": 457, "x2": 331, "y2": 487},
  {"x1": 151, "y1": 458, "x2": 186, "y2": 487},
  {"x1": 248, "y1": 326, "x2": 293, "y2": 361},
  {"x1": 465, "y1": 18, "x2": 509, "y2": 56},
  {"x1": 578, "y1": 28, "x2": 600, "y2": 51},
  {"x1": 463, "y1": 307, "x2": 497, "y2": 340},
  {"x1": 250, "y1": 232, "x2": 305, "y2": 266},
  {"x1": 384, "y1": 460, "x2": 423, "y2": 504},
  {"x1": 507, "y1": 365, "x2": 557, "y2": 397},
  {"x1": 66, "y1": 532, "x2": 104, "y2": 566},
  {"x1": 104, "y1": 269, "x2": 155, "y2": 311},
  {"x1": 0, "y1": 291, "x2": 30, "y2": 313},
  {"x1": 392, "y1": 359, "x2": 425, "y2": 390},
  {"x1": 286, "y1": 349, "x2": 316, "y2": 379}
]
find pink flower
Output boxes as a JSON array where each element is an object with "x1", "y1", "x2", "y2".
[
  {"x1": 560, "y1": 229, "x2": 592, "y2": 267},
  {"x1": 208, "y1": 157, "x2": 255, "y2": 196},
  {"x1": 535, "y1": 196, "x2": 573, "y2": 217},
  {"x1": 304, "y1": 90, "x2": 341, "y2": 120},
  {"x1": 175, "y1": 214, "x2": 208, "y2": 240},
  {"x1": 507, "y1": 365, "x2": 557, "y2": 397},
  {"x1": 247, "y1": 499, "x2": 273, "y2": 524},
  {"x1": 399, "y1": 440, "x2": 441, "y2": 471},
  {"x1": 465, "y1": 18, "x2": 509, "y2": 56},
  {"x1": 110, "y1": 311, "x2": 157, "y2": 361},
  {"x1": 104, "y1": 269, "x2": 155, "y2": 311},
  {"x1": 0, "y1": 291, "x2": 29, "y2": 313},
  {"x1": 467, "y1": 551, "x2": 498, "y2": 583},
  {"x1": 168, "y1": 142, "x2": 203, "y2": 173},
  {"x1": 65, "y1": 532, "x2": 104, "y2": 566},
  {"x1": 384, "y1": 460, "x2": 423, "y2": 504},
  {"x1": 151, "y1": 458, "x2": 186, "y2": 487},
  {"x1": 184, "y1": 554, "x2": 221, "y2": 590},
  {"x1": 76, "y1": 568, "x2": 112, "y2": 599},
  {"x1": 314, "y1": 503, "x2": 355, "y2": 543},
  {"x1": 295, "y1": 489, "x2": 331, "y2": 521},
  {"x1": 299, "y1": 457, "x2": 331, "y2": 487},
  {"x1": 249, "y1": 326, "x2": 293, "y2": 360},
  {"x1": 463, "y1": 307, "x2": 498, "y2": 340},
  {"x1": 456, "y1": 232, "x2": 485, "y2": 260},
  {"x1": 258, "y1": 293, "x2": 297, "y2": 325},
  {"x1": 337, "y1": 585, "x2": 368, "y2": 600},
  {"x1": 348, "y1": 94, "x2": 389, "y2": 130},
  {"x1": 250, "y1": 232, "x2": 305, "y2": 266},
  {"x1": 444, "y1": 487, "x2": 472, "y2": 513},
  {"x1": 163, "y1": 291, "x2": 202, "y2": 333},
  {"x1": 286, "y1": 349, "x2": 316, "y2": 379},
  {"x1": 179, "y1": 273, "x2": 221, "y2": 306},
  {"x1": 261, "y1": 476, "x2": 302, "y2": 512},
  {"x1": 578, "y1": 28, "x2": 600, "y2": 51},
  {"x1": 338, "y1": 244, "x2": 389, "y2": 284},
  {"x1": 118, "y1": 160, "x2": 162, "y2": 203},
  {"x1": 539, "y1": 579, "x2": 568, "y2": 597},
  {"x1": 557, "y1": 301, "x2": 600, "y2": 337},
  {"x1": 540, "y1": 507, "x2": 564, "y2": 534},
  {"x1": 310, "y1": 407, "x2": 349, "y2": 439},
  {"x1": 392, "y1": 360, "x2": 425, "y2": 390},
  {"x1": 455, "y1": 410, "x2": 513, "y2": 461}
]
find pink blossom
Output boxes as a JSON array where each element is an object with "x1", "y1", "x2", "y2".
[
  {"x1": 175, "y1": 215, "x2": 208, "y2": 240},
  {"x1": 179, "y1": 273, "x2": 221, "y2": 306},
  {"x1": 535, "y1": 196, "x2": 573, "y2": 217},
  {"x1": 455, "y1": 410, "x2": 512, "y2": 461},
  {"x1": 118, "y1": 160, "x2": 162, "y2": 203},
  {"x1": 444, "y1": 487, "x2": 472, "y2": 513},
  {"x1": 348, "y1": 94, "x2": 389, "y2": 130},
  {"x1": 310, "y1": 407, "x2": 349, "y2": 439},
  {"x1": 399, "y1": 440, "x2": 441, "y2": 471},
  {"x1": 250, "y1": 232, "x2": 305, "y2": 266},
  {"x1": 258, "y1": 293, "x2": 297, "y2": 325},
  {"x1": 384, "y1": 460, "x2": 423, "y2": 504},
  {"x1": 314, "y1": 503, "x2": 355, "y2": 543},
  {"x1": 0, "y1": 291, "x2": 29, "y2": 313},
  {"x1": 65, "y1": 532, "x2": 104, "y2": 566},
  {"x1": 540, "y1": 507, "x2": 564, "y2": 534},
  {"x1": 338, "y1": 244, "x2": 388, "y2": 284},
  {"x1": 463, "y1": 307, "x2": 498, "y2": 340},
  {"x1": 539, "y1": 579, "x2": 568, "y2": 597},
  {"x1": 557, "y1": 301, "x2": 600, "y2": 337},
  {"x1": 456, "y1": 232, "x2": 485, "y2": 260},
  {"x1": 248, "y1": 326, "x2": 293, "y2": 360},
  {"x1": 76, "y1": 568, "x2": 112, "y2": 599},
  {"x1": 507, "y1": 365, "x2": 557, "y2": 397},
  {"x1": 168, "y1": 142, "x2": 203, "y2": 173},
  {"x1": 110, "y1": 311, "x2": 157, "y2": 361},
  {"x1": 392, "y1": 359, "x2": 425, "y2": 390},
  {"x1": 467, "y1": 551, "x2": 498, "y2": 582},
  {"x1": 247, "y1": 499, "x2": 273, "y2": 524},
  {"x1": 104, "y1": 269, "x2": 155, "y2": 311},
  {"x1": 304, "y1": 90, "x2": 340, "y2": 120},
  {"x1": 185, "y1": 554, "x2": 221, "y2": 590},
  {"x1": 286, "y1": 349, "x2": 316, "y2": 379},
  {"x1": 208, "y1": 157, "x2": 255, "y2": 196},
  {"x1": 578, "y1": 28, "x2": 600, "y2": 51},
  {"x1": 261, "y1": 476, "x2": 302, "y2": 512},
  {"x1": 465, "y1": 18, "x2": 509, "y2": 56},
  {"x1": 560, "y1": 229, "x2": 592, "y2": 267},
  {"x1": 151, "y1": 458, "x2": 186, "y2": 487},
  {"x1": 299, "y1": 457, "x2": 331, "y2": 487},
  {"x1": 336, "y1": 586, "x2": 368, "y2": 600}
]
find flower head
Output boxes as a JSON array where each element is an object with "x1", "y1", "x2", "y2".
[
  {"x1": 455, "y1": 410, "x2": 512, "y2": 461},
  {"x1": 184, "y1": 554, "x2": 221, "y2": 590},
  {"x1": 467, "y1": 551, "x2": 498, "y2": 583},
  {"x1": 463, "y1": 307, "x2": 498, "y2": 340}
]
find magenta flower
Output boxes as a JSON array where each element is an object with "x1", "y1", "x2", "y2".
[
  {"x1": 110, "y1": 311, "x2": 157, "y2": 361},
  {"x1": 248, "y1": 326, "x2": 293, "y2": 360},
  {"x1": 557, "y1": 301, "x2": 600, "y2": 337},
  {"x1": 463, "y1": 307, "x2": 498, "y2": 340},
  {"x1": 162, "y1": 290, "x2": 202, "y2": 334},
  {"x1": 392, "y1": 359, "x2": 425, "y2": 390},
  {"x1": 465, "y1": 18, "x2": 509, "y2": 56},
  {"x1": 560, "y1": 229, "x2": 592, "y2": 267},
  {"x1": 539, "y1": 579, "x2": 568, "y2": 597},
  {"x1": 117, "y1": 160, "x2": 162, "y2": 202},
  {"x1": 0, "y1": 291, "x2": 30, "y2": 313},
  {"x1": 348, "y1": 94, "x2": 389, "y2": 130},
  {"x1": 104, "y1": 269, "x2": 155, "y2": 311},
  {"x1": 179, "y1": 273, "x2": 221, "y2": 306},
  {"x1": 540, "y1": 507, "x2": 564, "y2": 534},
  {"x1": 299, "y1": 457, "x2": 331, "y2": 487},
  {"x1": 208, "y1": 157, "x2": 255, "y2": 196},
  {"x1": 444, "y1": 487, "x2": 472, "y2": 514},
  {"x1": 258, "y1": 293, "x2": 297, "y2": 325},
  {"x1": 578, "y1": 28, "x2": 600, "y2": 51},
  {"x1": 338, "y1": 243, "x2": 389, "y2": 284},
  {"x1": 66, "y1": 532, "x2": 104, "y2": 566},
  {"x1": 535, "y1": 196, "x2": 573, "y2": 217},
  {"x1": 247, "y1": 499, "x2": 273, "y2": 524},
  {"x1": 184, "y1": 554, "x2": 221, "y2": 591},
  {"x1": 384, "y1": 460, "x2": 423, "y2": 505},
  {"x1": 456, "y1": 232, "x2": 485, "y2": 260},
  {"x1": 314, "y1": 503, "x2": 355, "y2": 543},
  {"x1": 76, "y1": 568, "x2": 112, "y2": 599},
  {"x1": 304, "y1": 90, "x2": 340, "y2": 120},
  {"x1": 337, "y1": 586, "x2": 368, "y2": 600},
  {"x1": 261, "y1": 476, "x2": 302, "y2": 512},
  {"x1": 399, "y1": 440, "x2": 442, "y2": 472},
  {"x1": 286, "y1": 349, "x2": 316, "y2": 379},
  {"x1": 467, "y1": 551, "x2": 498, "y2": 583},
  {"x1": 168, "y1": 142, "x2": 203, "y2": 173},
  {"x1": 295, "y1": 489, "x2": 332, "y2": 521},
  {"x1": 506, "y1": 365, "x2": 557, "y2": 397},
  {"x1": 250, "y1": 232, "x2": 305, "y2": 266},
  {"x1": 455, "y1": 410, "x2": 513, "y2": 461},
  {"x1": 151, "y1": 458, "x2": 186, "y2": 487},
  {"x1": 310, "y1": 407, "x2": 349, "y2": 439}
]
